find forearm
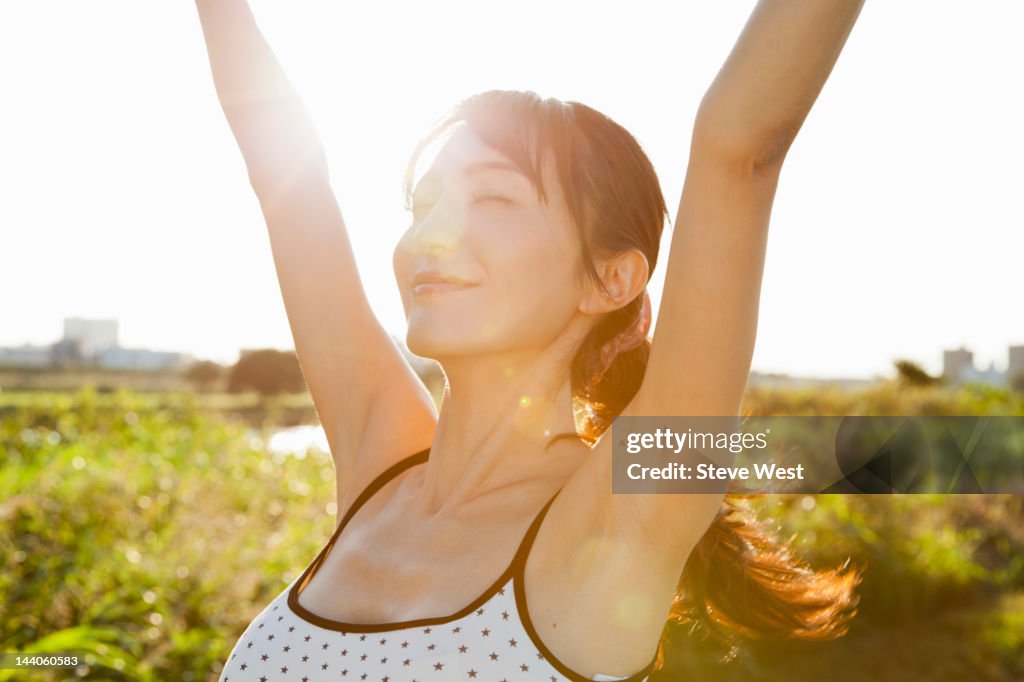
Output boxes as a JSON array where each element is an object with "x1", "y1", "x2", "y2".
[
  {"x1": 696, "y1": 0, "x2": 865, "y2": 166},
  {"x1": 195, "y1": 0, "x2": 327, "y2": 192}
]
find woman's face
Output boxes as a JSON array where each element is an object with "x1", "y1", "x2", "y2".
[{"x1": 393, "y1": 124, "x2": 587, "y2": 362}]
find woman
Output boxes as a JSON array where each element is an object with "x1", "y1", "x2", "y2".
[{"x1": 198, "y1": 1, "x2": 865, "y2": 680}]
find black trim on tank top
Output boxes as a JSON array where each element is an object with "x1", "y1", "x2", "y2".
[
  {"x1": 286, "y1": 447, "x2": 561, "y2": 633},
  {"x1": 511, "y1": 493, "x2": 658, "y2": 682}
]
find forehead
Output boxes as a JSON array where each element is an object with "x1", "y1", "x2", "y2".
[
  {"x1": 412, "y1": 123, "x2": 557, "y2": 202},
  {"x1": 425, "y1": 123, "x2": 505, "y2": 172}
]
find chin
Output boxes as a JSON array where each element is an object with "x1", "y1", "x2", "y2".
[
  {"x1": 405, "y1": 319, "x2": 501, "y2": 362},
  {"x1": 405, "y1": 326, "x2": 460, "y2": 362}
]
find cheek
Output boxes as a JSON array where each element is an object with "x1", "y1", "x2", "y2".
[
  {"x1": 485, "y1": 214, "x2": 580, "y2": 295},
  {"x1": 484, "y1": 237, "x2": 581, "y2": 330}
]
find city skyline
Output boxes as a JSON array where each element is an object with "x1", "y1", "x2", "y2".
[
  {"x1": 6, "y1": 315, "x2": 1023, "y2": 388},
  {"x1": 3, "y1": 1, "x2": 1022, "y2": 380}
]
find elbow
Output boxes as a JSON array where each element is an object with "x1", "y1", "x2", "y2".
[{"x1": 692, "y1": 107, "x2": 800, "y2": 175}]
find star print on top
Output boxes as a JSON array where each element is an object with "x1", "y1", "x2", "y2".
[{"x1": 217, "y1": 448, "x2": 657, "y2": 682}]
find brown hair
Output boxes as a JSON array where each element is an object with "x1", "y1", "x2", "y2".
[{"x1": 402, "y1": 89, "x2": 862, "y2": 669}]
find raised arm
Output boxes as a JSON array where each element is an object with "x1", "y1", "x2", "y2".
[
  {"x1": 195, "y1": 0, "x2": 326, "y2": 195},
  {"x1": 696, "y1": 1, "x2": 866, "y2": 171},
  {"x1": 562, "y1": 1, "x2": 864, "y2": 567},
  {"x1": 195, "y1": 0, "x2": 437, "y2": 524},
  {"x1": 634, "y1": 0, "x2": 866, "y2": 421}
]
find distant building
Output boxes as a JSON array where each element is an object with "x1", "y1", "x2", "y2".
[
  {"x1": 0, "y1": 343, "x2": 53, "y2": 368},
  {"x1": 97, "y1": 346, "x2": 188, "y2": 371},
  {"x1": 942, "y1": 348, "x2": 974, "y2": 385},
  {"x1": 62, "y1": 318, "x2": 118, "y2": 358},
  {"x1": 942, "y1": 345, "x2": 1022, "y2": 387},
  {"x1": 1009, "y1": 345, "x2": 1024, "y2": 384},
  {"x1": 0, "y1": 317, "x2": 188, "y2": 371}
]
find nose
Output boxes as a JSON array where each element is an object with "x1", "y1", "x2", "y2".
[{"x1": 409, "y1": 188, "x2": 468, "y2": 257}]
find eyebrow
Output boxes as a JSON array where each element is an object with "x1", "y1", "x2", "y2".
[
  {"x1": 462, "y1": 160, "x2": 530, "y2": 179},
  {"x1": 413, "y1": 160, "x2": 532, "y2": 196}
]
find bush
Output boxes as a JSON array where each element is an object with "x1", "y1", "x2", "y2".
[
  {"x1": 183, "y1": 360, "x2": 224, "y2": 393},
  {"x1": 226, "y1": 349, "x2": 305, "y2": 396}
]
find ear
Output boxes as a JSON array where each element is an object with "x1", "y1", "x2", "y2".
[{"x1": 579, "y1": 248, "x2": 650, "y2": 315}]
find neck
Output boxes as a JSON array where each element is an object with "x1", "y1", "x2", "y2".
[{"x1": 417, "y1": 341, "x2": 589, "y2": 518}]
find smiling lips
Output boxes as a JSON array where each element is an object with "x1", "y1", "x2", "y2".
[
  {"x1": 412, "y1": 281, "x2": 476, "y2": 296},
  {"x1": 411, "y1": 270, "x2": 478, "y2": 296}
]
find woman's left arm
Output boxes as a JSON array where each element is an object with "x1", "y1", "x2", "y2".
[
  {"x1": 576, "y1": 1, "x2": 865, "y2": 555},
  {"x1": 634, "y1": 0, "x2": 866, "y2": 421}
]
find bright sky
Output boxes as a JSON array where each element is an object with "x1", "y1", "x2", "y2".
[{"x1": 2, "y1": 1, "x2": 1022, "y2": 380}]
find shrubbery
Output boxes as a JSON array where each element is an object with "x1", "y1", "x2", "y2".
[{"x1": 1, "y1": 383, "x2": 1022, "y2": 680}]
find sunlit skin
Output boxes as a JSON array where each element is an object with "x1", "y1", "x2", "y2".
[
  {"x1": 392, "y1": 122, "x2": 648, "y2": 517},
  {"x1": 197, "y1": 0, "x2": 864, "y2": 676}
]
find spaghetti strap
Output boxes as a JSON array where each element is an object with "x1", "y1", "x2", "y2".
[
  {"x1": 510, "y1": 486, "x2": 562, "y2": 576},
  {"x1": 510, "y1": 486, "x2": 658, "y2": 682},
  {"x1": 287, "y1": 449, "x2": 570, "y2": 634},
  {"x1": 337, "y1": 448, "x2": 431, "y2": 531},
  {"x1": 290, "y1": 447, "x2": 430, "y2": 601}
]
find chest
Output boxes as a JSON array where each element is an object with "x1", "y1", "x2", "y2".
[
  {"x1": 296, "y1": 499, "x2": 528, "y2": 625},
  {"x1": 290, "y1": 481, "x2": 668, "y2": 679}
]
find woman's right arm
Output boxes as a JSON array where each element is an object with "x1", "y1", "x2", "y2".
[{"x1": 195, "y1": 0, "x2": 437, "y2": 521}]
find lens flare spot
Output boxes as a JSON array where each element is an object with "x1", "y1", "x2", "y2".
[
  {"x1": 503, "y1": 367, "x2": 516, "y2": 378},
  {"x1": 575, "y1": 535, "x2": 615, "y2": 569},
  {"x1": 513, "y1": 392, "x2": 557, "y2": 437},
  {"x1": 569, "y1": 535, "x2": 653, "y2": 631},
  {"x1": 613, "y1": 590, "x2": 655, "y2": 631}
]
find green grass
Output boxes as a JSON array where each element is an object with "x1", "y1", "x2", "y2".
[{"x1": 1, "y1": 384, "x2": 1022, "y2": 680}]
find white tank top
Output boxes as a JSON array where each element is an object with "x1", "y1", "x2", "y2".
[{"x1": 217, "y1": 449, "x2": 657, "y2": 682}]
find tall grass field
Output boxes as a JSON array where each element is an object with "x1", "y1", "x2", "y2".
[{"x1": 1, "y1": 383, "x2": 1022, "y2": 680}]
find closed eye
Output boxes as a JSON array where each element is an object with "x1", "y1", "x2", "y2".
[
  {"x1": 407, "y1": 194, "x2": 512, "y2": 222},
  {"x1": 472, "y1": 193, "x2": 513, "y2": 205}
]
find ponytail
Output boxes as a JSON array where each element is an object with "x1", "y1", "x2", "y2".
[
  {"x1": 672, "y1": 496, "x2": 862, "y2": 660},
  {"x1": 569, "y1": 330, "x2": 862, "y2": 671}
]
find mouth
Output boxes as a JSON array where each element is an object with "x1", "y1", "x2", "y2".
[
  {"x1": 412, "y1": 282, "x2": 477, "y2": 296},
  {"x1": 411, "y1": 269, "x2": 479, "y2": 297}
]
